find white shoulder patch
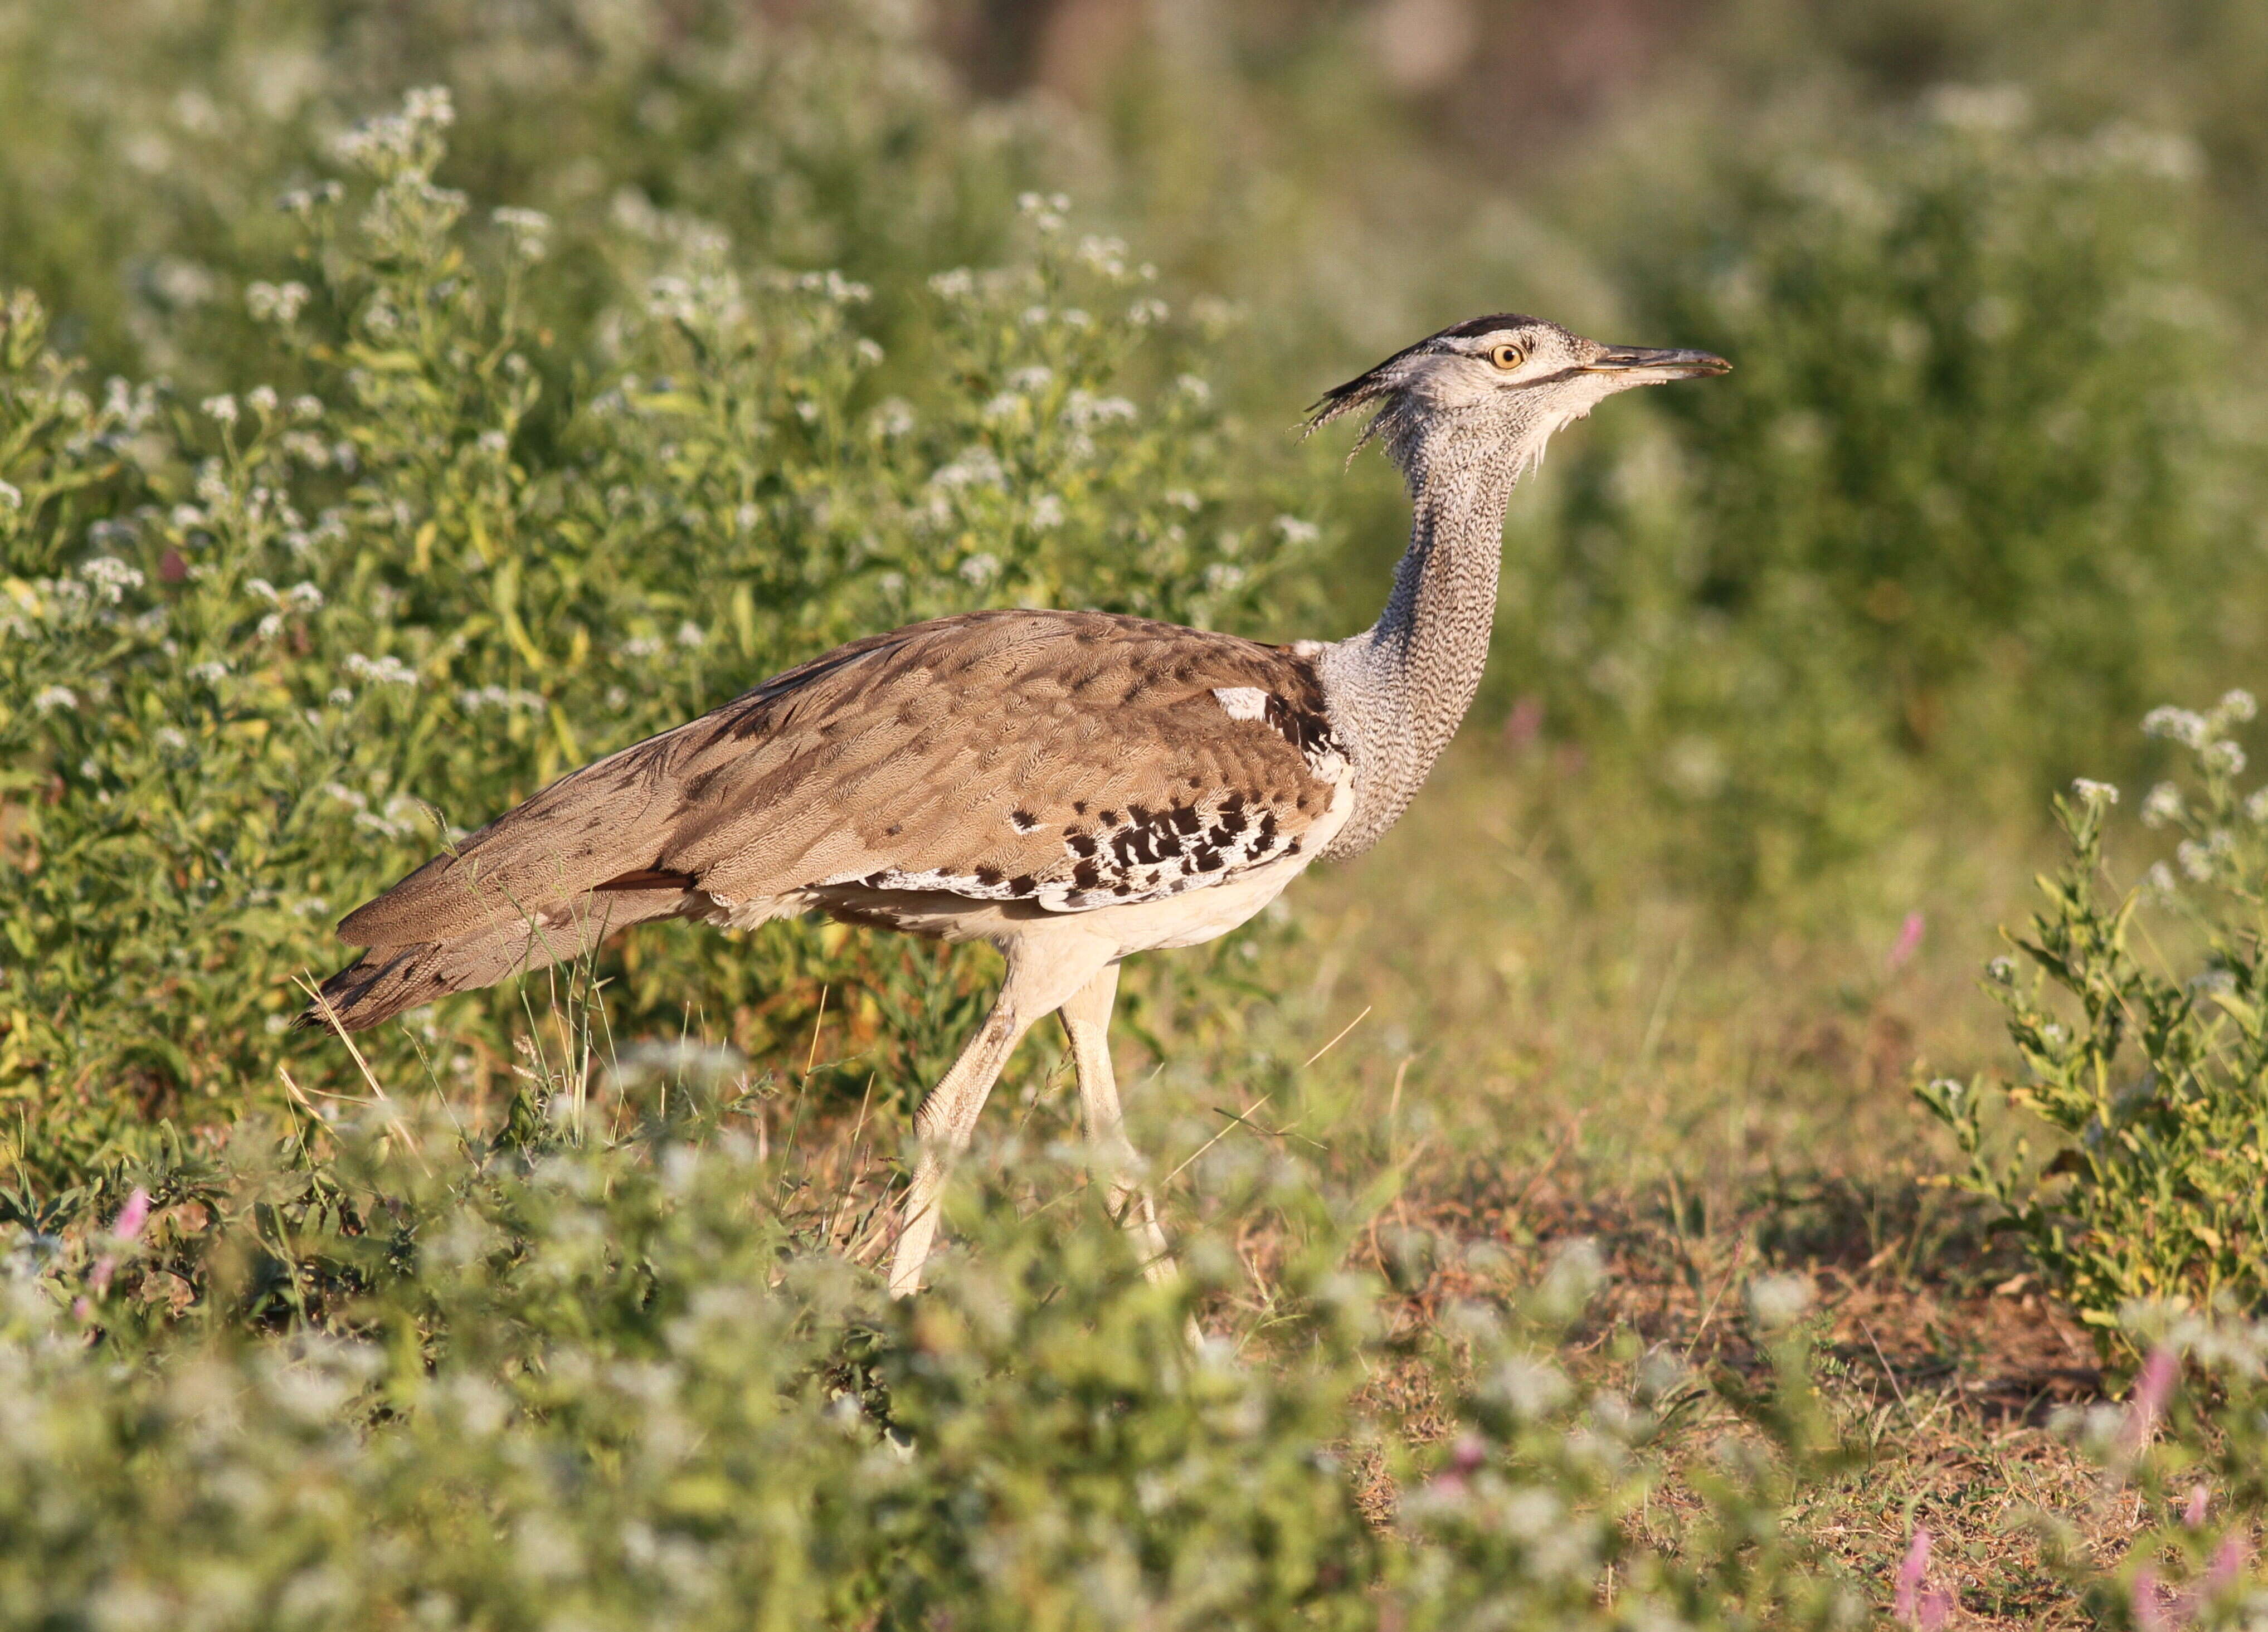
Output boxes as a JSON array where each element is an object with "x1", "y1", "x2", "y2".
[{"x1": 1212, "y1": 686, "x2": 1269, "y2": 721}]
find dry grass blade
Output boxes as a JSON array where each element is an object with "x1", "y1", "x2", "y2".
[{"x1": 291, "y1": 972, "x2": 428, "y2": 1169}]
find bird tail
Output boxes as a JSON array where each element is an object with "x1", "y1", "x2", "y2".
[{"x1": 295, "y1": 884, "x2": 694, "y2": 1034}]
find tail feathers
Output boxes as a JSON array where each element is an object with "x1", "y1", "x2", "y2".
[{"x1": 297, "y1": 887, "x2": 694, "y2": 1034}]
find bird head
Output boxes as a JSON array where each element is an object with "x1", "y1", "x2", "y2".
[{"x1": 1305, "y1": 313, "x2": 1729, "y2": 481}]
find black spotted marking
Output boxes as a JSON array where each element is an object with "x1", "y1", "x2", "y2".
[
  {"x1": 1262, "y1": 690, "x2": 1339, "y2": 764},
  {"x1": 974, "y1": 865, "x2": 1002, "y2": 887},
  {"x1": 1010, "y1": 808, "x2": 1039, "y2": 832},
  {"x1": 1008, "y1": 874, "x2": 1036, "y2": 895},
  {"x1": 1169, "y1": 806, "x2": 1202, "y2": 835},
  {"x1": 1066, "y1": 830, "x2": 1098, "y2": 858},
  {"x1": 1072, "y1": 860, "x2": 1101, "y2": 890},
  {"x1": 1098, "y1": 809, "x2": 1120, "y2": 826}
]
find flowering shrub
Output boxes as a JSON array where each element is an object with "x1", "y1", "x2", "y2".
[
  {"x1": 0, "y1": 1066, "x2": 1886, "y2": 1631},
  {"x1": 0, "y1": 91, "x2": 1305, "y2": 1162},
  {"x1": 1919, "y1": 691, "x2": 2268, "y2": 1339}
]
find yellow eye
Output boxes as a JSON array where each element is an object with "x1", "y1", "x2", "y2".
[{"x1": 1487, "y1": 342, "x2": 1525, "y2": 370}]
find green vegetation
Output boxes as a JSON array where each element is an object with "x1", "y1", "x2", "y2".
[
  {"x1": 1924, "y1": 693, "x2": 2268, "y2": 1335},
  {"x1": 9, "y1": 1, "x2": 2268, "y2": 1625}
]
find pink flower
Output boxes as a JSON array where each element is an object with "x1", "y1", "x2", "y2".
[
  {"x1": 85, "y1": 1188, "x2": 152, "y2": 1298},
  {"x1": 111, "y1": 1187, "x2": 151, "y2": 1243},
  {"x1": 2203, "y1": 1535, "x2": 2247, "y2": 1597},
  {"x1": 2132, "y1": 1567, "x2": 2173, "y2": 1632},
  {"x1": 2183, "y1": 1484, "x2": 2209, "y2": 1528},
  {"x1": 2124, "y1": 1347, "x2": 2179, "y2": 1456},
  {"x1": 1887, "y1": 912, "x2": 1926, "y2": 974},
  {"x1": 1894, "y1": 1526, "x2": 1953, "y2": 1629}
]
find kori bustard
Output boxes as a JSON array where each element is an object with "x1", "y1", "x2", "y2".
[{"x1": 306, "y1": 314, "x2": 1728, "y2": 1294}]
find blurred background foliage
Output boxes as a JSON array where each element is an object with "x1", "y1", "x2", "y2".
[
  {"x1": 7, "y1": 0, "x2": 2268, "y2": 1113},
  {"x1": 8, "y1": 0, "x2": 2267, "y2": 888}
]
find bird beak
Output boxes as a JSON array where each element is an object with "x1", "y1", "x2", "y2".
[{"x1": 1581, "y1": 346, "x2": 1731, "y2": 383}]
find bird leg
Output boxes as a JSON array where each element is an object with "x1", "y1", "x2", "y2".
[
  {"x1": 1058, "y1": 961, "x2": 1176, "y2": 1284},
  {"x1": 886, "y1": 989, "x2": 1031, "y2": 1298}
]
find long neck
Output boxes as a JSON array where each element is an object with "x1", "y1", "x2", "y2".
[{"x1": 1317, "y1": 432, "x2": 1521, "y2": 859}]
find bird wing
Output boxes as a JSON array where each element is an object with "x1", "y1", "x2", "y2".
[{"x1": 334, "y1": 610, "x2": 1348, "y2": 951}]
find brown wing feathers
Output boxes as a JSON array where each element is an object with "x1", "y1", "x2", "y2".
[{"x1": 303, "y1": 611, "x2": 1343, "y2": 1032}]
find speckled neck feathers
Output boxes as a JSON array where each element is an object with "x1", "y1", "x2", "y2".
[{"x1": 1316, "y1": 412, "x2": 1531, "y2": 860}]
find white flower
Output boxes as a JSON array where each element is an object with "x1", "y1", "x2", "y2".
[
  {"x1": 854, "y1": 337, "x2": 885, "y2": 366},
  {"x1": 927, "y1": 268, "x2": 975, "y2": 300},
  {"x1": 79, "y1": 557, "x2": 144, "y2": 603},
  {"x1": 1274, "y1": 515, "x2": 1321, "y2": 545},
  {"x1": 284, "y1": 582, "x2": 325, "y2": 611},
  {"x1": 2145, "y1": 860, "x2": 2179, "y2": 896},
  {"x1": 199, "y1": 394, "x2": 239, "y2": 427},
  {"x1": 1175, "y1": 374, "x2": 1212, "y2": 402},
  {"x1": 1986, "y1": 955, "x2": 2017, "y2": 984},
  {"x1": 871, "y1": 398, "x2": 915, "y2": 439},
  {"x1": 0, "y1": 480, "x2": 21, "y2": 510},
  {"x1": 1028, "y1": 493, "x2": 1065, "y2": 530},
  {"x1": 2204, "y1": 740, "x2": 2247, "y2": 776},
  {"x1": 31, "y1": 685, "x2": 77, "y2": 713},
  {"x1": 981, "y1": 392, "x2": 1024, "y2": 423},
  {"x1": 958, "y1": 552, "x2": 1000, "y2": 587},
  {"x1": 675, "y1": 621, "x2": 705, "y2": 648},
  {"x1": 246, "y1": 385, "x2": 279, "y2": 417},
  {"x1": 1746, "y1": 1274, "x2": 1815, "y2": 1329},
  {"x1": 2070, "y1": 778, "x2": 2119, "y2": 806},
  {"x1": 929, "y1": 446, "x2": 1005, "y2": 491},
  {"x1": 1075, "y1": 233, "x2": 1127, "y2": 275},
  {"x1": 2222, "y1": 689, "x2": 2259, "y2": 723},
  {"x1": 2244, "y1": 788, "x2": 2268, "y2": 825},
  {"x1": 1008, "y1": 366, "x2": 1054, "y2": 393},
  {"x1": 491, "y1": 206, "x2": 551, "y2": 259},
  {"x1": 2178, "y1": 839, "x2": 2215, "y2": 880},
  {"x1": 2143, "y1": 706, "x2": 2210, "y2": 749},
  {"x1": 1060, "y1": 391, "x2": 1135, "y2": 428},
  {"x1": 796, "y1": 269, "x2": 870, "y2": 304},
  {"x1": 342, "y1": 652, "x2": 418, "y2": 689},
  {"x1": 245, "y1": 280, "x2": 310, "y2": 324},
  {"x1": 291, "y1": 394, "x2": 323, "y2": 422},
  {"x1": 403, "y1": 85, "x2": 454, "y2": 129},
  {"x1": 256, "y1": 612, "x2": 284, "y2": 640},
  {"x1": 2142, "y1": 782, "x2": 2184, "y2": 827}
]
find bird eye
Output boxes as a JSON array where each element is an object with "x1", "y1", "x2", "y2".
[{"x1": 1487, "y1": 343, "x2": 1525, "y2": 370}]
